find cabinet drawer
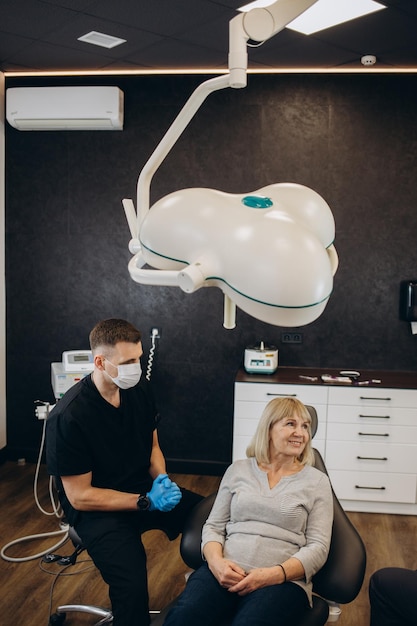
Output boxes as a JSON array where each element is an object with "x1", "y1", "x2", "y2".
[
  {"x1": 328, "y1": 470, "x2": 417, "y2": 504},
  {"x1": 235, "y1": 399, "x2": 326, "y2": 424},
  {"x1": 327, "y1": 422, "x2": 417, "y2": 444},
  {"x1": 327, "y1": 404, "x2": 417, "y2": 426},
  {"x1": 234, "y1": 412, "x2": 327, "y2": 442},
  {"x1": 235, "y1": 382, "x2": 328, "y2": 405},
  {"x1": 233, "y1": 434, "x2": 325, "y2": 462},
  {"x1": 326, "y1": 442, "x2": 417, "y2": 473},
  {"x1": 328, "y1": 387, "x2": 417, "y2": 408}
]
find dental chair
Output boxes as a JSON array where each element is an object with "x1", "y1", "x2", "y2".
[{"x1": 151, "y1": 406, "x2": 367, "y2": 626}]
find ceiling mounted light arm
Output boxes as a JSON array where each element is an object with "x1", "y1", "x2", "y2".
[
  {"x1": 122, "y1": 0, "x2": 326, "y2": 330},
  {"x1": 136, "y1": 74, "x2": 231, "y2": 231},
  {"x1": 123, "y1": 0, "x2": 320, "y2": 246},
  {"x1": 229, "y1": 0, "x2": 319, "y2": 87},
  {"x1": 122, "y1": 74, "x2": 231, "y2": 252}
]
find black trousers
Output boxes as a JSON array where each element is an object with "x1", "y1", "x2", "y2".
[
  {"x1": 75, "y1": 488, "x2": 203, "y2": 626},
  {"x1": 369, "y1": 567, "x2": 417, "y2": 626},
  {"x1": 164, "y1": 562, "x2": 309, "y2": 626}
]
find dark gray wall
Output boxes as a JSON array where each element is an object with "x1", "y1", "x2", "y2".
[{"x1": 5, "y1": 73, "x2": 417, "y2": 472}]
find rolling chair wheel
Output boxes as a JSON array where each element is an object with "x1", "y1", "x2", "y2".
[{"x1": 49, "y1": 612, "x2": 66, "y2": 625}]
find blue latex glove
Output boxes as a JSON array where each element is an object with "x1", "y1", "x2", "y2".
[{"x1": 147, "y1": 473, "x2": 182, "y2": 512}]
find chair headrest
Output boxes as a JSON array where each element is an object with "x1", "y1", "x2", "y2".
[{"x1": 305, "y1": 405, "x2": 318, "y2": 438}]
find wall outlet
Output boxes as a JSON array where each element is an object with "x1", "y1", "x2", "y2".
[
  {"x1": 150, "y1": 327, "x2": 160, "y2": 338},
  {"x1": 35, "y1": 401, "x2": 55, "y2": 419},
  {"x1": 281, "y1": 332, "x2": 303, "y2": 344},
  {"x1": 35, "y1": 405, "x2": 49, "y2": 420}
]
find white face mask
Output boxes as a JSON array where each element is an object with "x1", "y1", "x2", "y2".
[{"x1": 105, "y1": 359, "x2": 142, "y2": 390}]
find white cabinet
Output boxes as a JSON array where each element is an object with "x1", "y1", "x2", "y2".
[
  {"x1": 326, "y1": 386, "x2": 417, "y2": 513},
  {"x1": 234, "y1": 368, "x2": 417, "y2": 514}
]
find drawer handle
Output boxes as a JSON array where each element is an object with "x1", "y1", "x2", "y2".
[
  {"x1": 358, "y1": 432, "x2": 389, "y2": 437},
  {"x1": 359, "y1": 414, "x2": 390, "y2": 419},
  {"x1": 355, "y1": 485, "x2": 386, "y2": 490},
  {"x1": 360, "y1": 396, "x2": 391, "y2": 401},
  {"x1": 357, "y1": 456, "x2": 388, "y2": 461},
  {"x1": 266, "y1": 393, "x2": 297, "y2": 397}
]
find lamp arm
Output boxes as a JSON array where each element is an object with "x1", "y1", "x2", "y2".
[
  {"x1": 223, "y1": 294, "x2": 236, "y2": 330},
  {"x1": 123, "y1": 0, "x2": 319, "y2": 240},
  {"x1": 128, "y1": 252, "x2": 237, "y2": 329},
  {"x1": 132, "y1": 74, "x2": 231, "y2": 237},
  {"x1": 128, "y1": 252, "x2": 180, "y2": 286},
  {"x1": 228, "y1": 0, "x2": 319, "y2": 87}
]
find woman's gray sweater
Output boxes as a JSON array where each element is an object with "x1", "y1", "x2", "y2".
[{"x1": 202, "y1": 457, "x2": 333, "y2": 604}]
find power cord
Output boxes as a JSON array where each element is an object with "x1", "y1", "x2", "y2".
[
  {"x1": 0, "y1": 527, "x2": 69, "y2": 563},
  {"x1": 34, "y1": 410, "x2": 61, "y2": 517},
  {"x1": 146, "y1": 328, "x2": 160, "y2": 381},
  {"x1": 40, "y1": 555, "x2": 96, "y2": 624},
  {"x1": 0, "y1": 401, "x2": 69, "y2": 563}
]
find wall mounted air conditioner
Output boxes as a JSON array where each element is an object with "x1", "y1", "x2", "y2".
[{"x1": 6, "y1": 86, "x2": 124, "y2": 130}]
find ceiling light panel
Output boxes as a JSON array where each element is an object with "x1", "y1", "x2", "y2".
[
  {"x1": 288, "y1": 0, "x2": 386, "y2": 35},
  {"x1": 239, "y1": 0, "x2": 386, "y2": 35}
]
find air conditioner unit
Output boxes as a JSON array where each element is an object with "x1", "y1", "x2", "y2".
[{"x1": 6, "y1": 86, "x2": 124, "y2": 130}]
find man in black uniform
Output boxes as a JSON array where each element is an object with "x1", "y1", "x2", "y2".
[{"x1": 46, "y1": 318, "x2": 202, "y2": 625}]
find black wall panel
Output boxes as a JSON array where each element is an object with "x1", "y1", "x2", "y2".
[{"x1": 5, "y1": 73, "x2": 417, "y2": 471}]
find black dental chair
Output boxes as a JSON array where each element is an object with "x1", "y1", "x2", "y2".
[{"x1": 151, "y1": 406, "x2": 367, "y2": 626}]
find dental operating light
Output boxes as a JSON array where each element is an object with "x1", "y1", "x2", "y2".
[{"x1": 122, "y1": 0, "x2": 338, "y2": 329}]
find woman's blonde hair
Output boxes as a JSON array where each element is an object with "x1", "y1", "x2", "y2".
[{"x1": 246, "y1": 396, "x2": 315, "y2": 466}]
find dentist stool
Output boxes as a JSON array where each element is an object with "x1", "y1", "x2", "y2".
[{"x1": 48, "y1": 525, "x2": 113, "y2": 625}]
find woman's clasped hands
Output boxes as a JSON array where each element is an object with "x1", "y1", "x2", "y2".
[{"x1": 209, "y1": 557, "x2": 278, "y2": 596}]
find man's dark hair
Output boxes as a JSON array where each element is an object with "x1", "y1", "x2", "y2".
[{"x1": 89, "y1": 318, "x2": 142, "y2": 353}]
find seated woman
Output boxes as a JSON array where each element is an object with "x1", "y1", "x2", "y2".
[{"x1": 163, "y1": 396, "x2": 333, "y2": 626}]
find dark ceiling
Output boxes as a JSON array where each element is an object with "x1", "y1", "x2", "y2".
[{"x1": 1, "y1": 0, "x2": 417, "y2": 73}]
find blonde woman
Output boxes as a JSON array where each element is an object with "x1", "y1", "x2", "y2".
[{"x1": 164, "y1": 397, "x2": 333, "y2": 626}]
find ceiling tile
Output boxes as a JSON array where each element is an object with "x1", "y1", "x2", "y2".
[
  {"x1": 126, "y1": 38, "x2": 228, "y2": 70},
  {"x1": 0, "y1": 0, "x2": 77, "y2": 39},
  {"x1": 83, "y1": 0, "x2": 233, "y2": 37},
  {"x1": 43, "y1": 14, "x2": 163, "y2": 59}
]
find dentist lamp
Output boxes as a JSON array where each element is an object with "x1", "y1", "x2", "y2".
[{"x1": 122, "y1": 0, "x2": 338, "y2": 329}]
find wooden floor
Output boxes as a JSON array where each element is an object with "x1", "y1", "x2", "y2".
[{"x1": 0, "y1": 461, "x2": 416, "y2": 626}]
